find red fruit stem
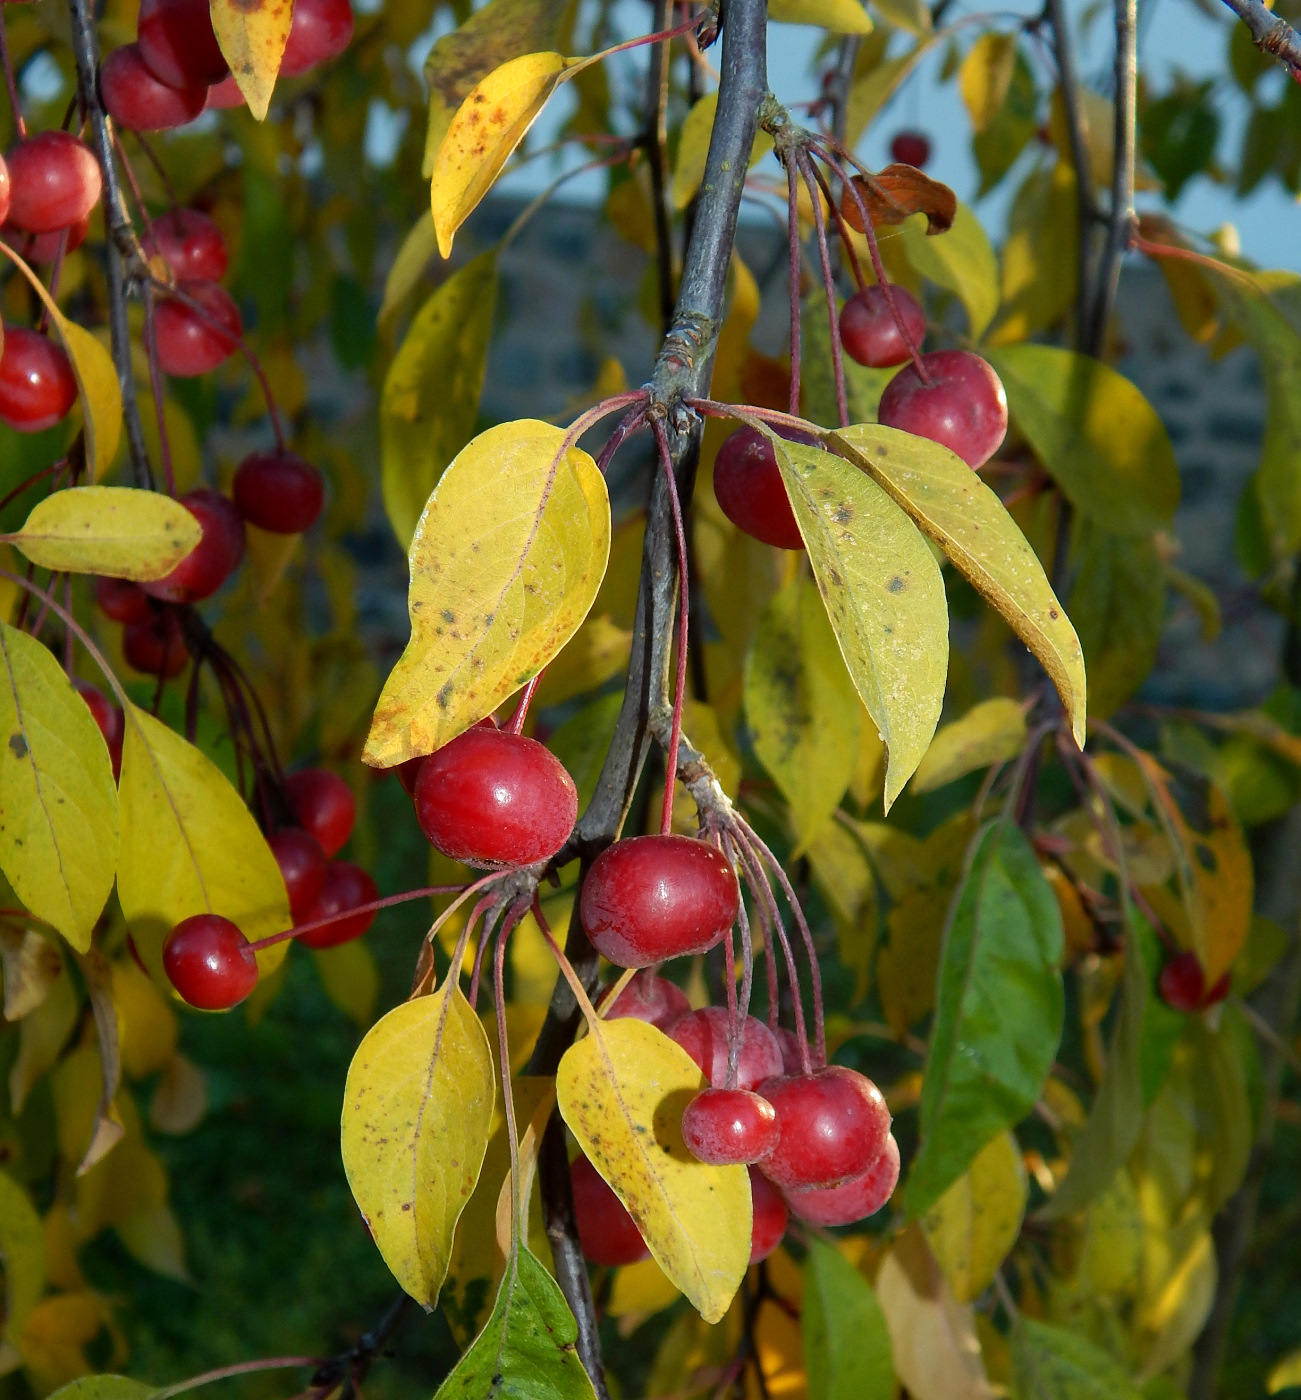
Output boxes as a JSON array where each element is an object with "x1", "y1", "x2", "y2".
[
  {"x1": 588, "y1": 11, "x2": 706, "y2": 65},
  {"x1": 806, "y1": 156, "x2": 871, "y2": 299},
  {"x1": 0, "y1": 460, "x2": 66, "y2": 516},
  {"x1": 27, "y1": 571, "x2": 63, "y2": 644},
  {"x1": 37, "y1": 229, "x2": 70, "y2": 336},
  {"x1": 494, "y1": 905, "x2": 530, "y2": 1254},
  {"x1": 595, "y1": 404, "x2": 649, "y2": 475},
  {"x1": 532, "y1": 895, "x2": 602, "y2": 1027},
  {"x1": 796, "y1": 150, "x2": 849, "y2": 428},
  {"x1": 112, "y1": 129, "x2": 160, "y2": 250},
  {"x1": 721, "y1": 919, "x2": 741, "y2": 1089},
  {"x1": 556, "y1": 390, "x2": 650, "y2": 475},
  {"x1": 466, "y1": 897, "x2": 505, "y2": 1006},
  {"x1": 129, "y1": 130, "x2": 181, "y2": 215},
  {"x1": 650, "y1": 414, "x2": 691, "y2": 838},
  {"x1": 244, "y1": 881, "x2": 479, "y2": 954},
  {"x1": 151, "y1": 1358, "x2": 322, "y2": 1400},
  {"x1": 785, "y1": 156, "x2": 803, "y2": 418},
  {"x1": 685, "y1": 397, "x2": 821, "y2": 441},
  {"x1": 143, "y1": 285, "x2": 177, "y2": 495},
  {"x1": 719, "y1": 828, "x2": 757, "y2": 1082},
  {"x1": 0, "y1": 11, "x2": 27, "y2": 139},
  {"x1": 506, "y1": 674, "x2": 542, "y2": 735}
]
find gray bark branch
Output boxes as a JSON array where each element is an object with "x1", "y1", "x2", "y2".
[{"x1": 1219, "y1": 0, "x2": 1301, "y2": 77}]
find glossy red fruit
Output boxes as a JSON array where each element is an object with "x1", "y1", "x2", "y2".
[
  {"x1": 0, "y1": 328, "x2": 77, "y2": 432},
  {"x1": 713, "y1": 425, "x2": 817, "y2": 550},
  {"x1": 123, "y1": 609, "x2": 189, "y2": 677},
  {"x1": 94, "y1": 576, "x2": 153, "y2": 624},
  {"x1": 232, "y1": 451, "x2": 325, "y2": 533},
  {"x1": 76, "y1": 681, "x2": 124, "y2": 781},
  {"x1": 580, "y1": 834, "x2": 740, "y2": 968},
  {"x1": 143, "y1": 208, "x2": 228, "y2": 282},
  {"x1": 295, "y1": 861, "x2": 378, "y2": 948},
  {"x1": 280, "y1": 0, "x2": 355, "y2": 76},
  {"x1": 1, "y1": 215, "x2": 88, "y2": 263},
  {"x1": 784, "y1": 1133, "x2": 900, "y2": 1226},
  {"x1": 395, "y1": 755, "x2": 425, "y2": 796},
  {"x1": 682, "y1": 1088, "x2": 779, "y2": 1165},
  {"x1": 839, "y1": 285, "x2": 926, "y2": 368},
  {"x1": 890, "y1": 130, "x2": 931, "y2": 167},
  {"x1": 205, "y1": 74, "x2": 245, "y2": 109},
  {"x1": 137, "y1": 0, "x2": 229, "y2": 87},
  {"x1": 142, "y1": 488, "x2": 246, "y2": 603},
  {"x1": 101, "y1": 43, "x2": 207, "y2": 131},
  {"x1": 269, "y1": 829, "x2": 327, "y2": 923},
  {"x1": 153, "y1": 280, "x2": 242, "y2": 377},
  {"x1": 759, "y1": 1066, "x2": 892, "y2": 1190},
  {"x1": 668, "y1": 1008, "x2": 783, "y2": 1091},
  {"x1": 571, "y1": 1154, "x2": 648, "y2": 1266},
  {"x1": 749, "y1": 1167, "x2": 788, "y2": 1263},
  {"x1": 284, "y1": 767, "x2": 356, "y2": 857},
  {"x1": 877, "y1": 350, "x2": 1008, "y2": 469},
  {"x1": 599, "y1": 971, "x2": 692, "y2": 1029},
  {"x1": 163, "y1": 913, "x2": 258, "y2": 1010},
  {"x1": 0, "y1": 153, "x2": 9, "y2": 226},
  {"x1": 775, "y1": 1028, "x2": 809, "y2": 1076},
  {"x1": 415, "y1": 728, "x2": 577, "y2": 867},
  {"x1": 5, "y1": 133, "x2": 102, "y2": 234}
]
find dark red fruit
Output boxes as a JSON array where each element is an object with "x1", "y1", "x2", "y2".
[
  {"x1": 682, "y1": 1088, "x2": 779, "y2": 1165},
  {"x1": 571, "y1": 1154, "x2": 649, "y2": 1267},
  {"x1": 580, "y1": 834, "x2": 740, "y2": 968},
  {"x1": 137, "y1": 0, "x2": 229, "y2": 87},
  {"x1": 101, "y1": 43, "x2": 207, "y2": 132},
  {"x1": 5, "y1": 133, "x2": 102, "y2": 234},
  {"x1": 153, "y1": 280, "x2": 242, "y2": 377},
  {"x1": 877, "y1": 350, "x2": 1008, "y2": 469},
  {"x1": 163, "y1": 913, "x2": 258, "y2": 1010},
  {"x1": 1204, "y1": 971, "x2": 1231, "y2": 1006},
  {"x1": 1, "y1": 216, "x2": 88, "y2": 263},
  {"x1": 890, "y1": 130, "x2": 931, "y2": 167},
  {"x1": 839, "y1": 285, "x2": 926, "y2": 368},
  {"x1": 395, "y1": 755, "x2": 425, "y2": 796},
  {"x1": 280, "y1": 0, "x2": 355, "y2": 76},
  {"x1": 414, "y1": 728, "x2": 577, "y2": 867},
  {"x1": 284, "y1": 767, "x2": 356, "y2": 857},
  {"x1": 759, "y1": 1066, "x2": 892, "y2": 1190},
  {"x1": 76, "y1": 680, "x2": 124, "y2": 781},
  {"x1": 775, "y1": 1028, "x2": 808, "y2": 1076},
  {"x1": 295, "y1": 861, "x2": 378, "y2": 948},
  {"x1": 784, "y1": 1133, "x2": 900, "y2": 1226},
  {"x1": 1158, "y1": 951, "x2": 1229, "y2": 1012},
  {"x1": 123, "y1": 609, "x2": 189, "y2": 677},
  {"x1": 668, "y1": 1008, "x2": 783, "y2": 1091},
  {"x1": 713, "y1": 426, "x2": 816, "y2": 551},
  {"x1": 205, "y1": 74, "x2": 245, "y2": 109},
  {"x1": 269, "y1": 828, "x2": 328, "y2": 923},
  {"x1": 94, "y1": 576, "x2": 153, "y2": 624},
  {"x1": 143, "y1": 209, "x2": 228, "y2": 282},
  {"x1": 599, "y1": 971, "x2": 691, "y2": 1029},
  {"x1": 749, "y1": 1168, "x2": 787, "y2": 1263},
  {"x1": 232, "y1": 451, "x2": 325, "y2": 533},
  {"x1": 142, "y1": 488, "x2": 246, "y2": 603},
  {"x1": 0, "y1": 328, "x2": 77, "y2": 432},
  {"x1": 0, "y1": 153, "x2": 9, "y2": 226}
]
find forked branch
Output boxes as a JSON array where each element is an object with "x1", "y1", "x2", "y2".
[{"x1": 1219, "y1": 0, "x2": 1301, "y2": 79}]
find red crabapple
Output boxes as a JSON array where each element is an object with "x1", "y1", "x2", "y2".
[
  {"x1": 101, "y1": 44, "x2": 207, "y2": 132},
  {"x1": 571, "y1": 1154, "x2": 649, "y2": 1266},
  {"x1": 0, "y1": 327, "x2": 77, "y2": 432},
  {"x1": 599, "y1": 971, "x2": 691, "y2": 1029},
  {"x1": 269, "y1": 829, "x2": 328, "y2": 924},
  {"x1": 890, "y1": 131, "x2": 931, "y2": 167},
  {"x1": 749, "y1": 1168, "x2": 788, "y2": 1263},
  {"x1": 143, "y1": 208, "x2": 229, "y2": 282},
  {"x1": 668, "y1": 1008, "x2": 783, "y2": 1091},
  {"x1": 76, "y1": 681, "x2": 124, "y2": 781},
  {"x1": 284, "y1": 768, "x2": 356, "y2": 857},
  {"x1": 142, "y1": 488, "x2": 246, "y2": 604},
  {"x1": 1, "y1": 216, "x2": 88, "y2": 263},
  {"x1": 5, "y1": 133, "x2": 102, "y2": 234},
  {"x1": 94, "y1": 576, "x2": 153, "y2": 624},
  {"x1": 759, "y1": 1066, "x2": 891, "y2": 1190},
  {"x1": 783, "y1": 1133, "x2": 900, "y2": 1225},
  {"x1": 163, "y1": 913, "x2": 258, "y2": 1009},
  {"x1": 137, "y1": 0, "x2": 229, "y2": 88},
  {"x1": 123, "y1": 609, "x2": 189, "y2": 677},
  {"x1": 0, "y1": 154, "x2": 9, "y2": 226},
  {"x1": 877, "y1": 350, "x2": 1008, "y2": 469},
  {"x1": 153, "y1": 280, "x2": 242, "y2": 377},
  {"x1": 839, "y1": 284, "x2": 926, "y2": 368},
  {"x1": 280, "y1": 0, "x2": 356, "y2": 76},
  {"x1": 295, "y1": 861, "x2": 378, "y2": 948},
  {"x1": 713, "y1": 425, "x2": 816, "y2": 550},
  {"x1": 682, "y1": 1088, "x2": 779, "y2": 1165},
  {"x1": 232, "y1": 451, "x2": 325, "y2": 534}
]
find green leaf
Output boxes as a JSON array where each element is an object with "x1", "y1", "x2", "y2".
[
  {"x1": 744, "y1": 576, "x2": 862, "y2": 852},
  {"x1": 971, "y1": 49, "x2": 1038, "y2": 194},
  {"x1": 987, "y1": 345, "x2": 1180, "y2": 536},
  {"x1": 0, "y1": 1171, "x2": 45, "y2": 1352},
  {"x1": 1010, "y1": 1318, "x2": 1143, "y2": 1400},
  {"x1": 912, "y1": 697, "x2": 1027, "y2": 794},
  {"x1": 45, "y1": 1380, "x2": 154, "y2": 1400},
  {"x1": 907, "y1": 820, "x2": 1063, "y2": 1217},
  {"x1": 992, "y1": 163, "x2": 1080, "y2": 344},
  {"x1": 768, "y1": 434, "x2": 948, "y2": 811},
  {"x1": 1068, "y1": 523, "x2": 1166, "y2": 719},
  {"x1": 898, "y1": 204, "x2": 999, "y2": 340},
  {"x1": 0, "y1": 623, "x2": 118, "y2": 952},
  {"x1": 381, "y1": 251, "x2": 498, "y2": 549},
  {"x1": 803, "y1": 1238, "x2": 894, "y2": 1400},
  {"x1": 341, "y1": 979, "x2": 495, "y2": 1308},
  {"x1": 832, "y1": 424, "x2": 1086, "y2": 750},
  {"x1": 434, "y1": 1247, "x2": 598, "y2": 1400}
]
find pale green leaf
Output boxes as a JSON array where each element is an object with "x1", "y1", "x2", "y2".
[
  {"x1": 770, "y1": 0, "x2": 874, "y2": 30},
  {"x1": 670, "y1": 93, "x2": 774, "y2": 211},
  {"x1": 912, "y1": 698, "x2": 1027, "y2": 793},
  {"x1": 0, "y1": 1172, "x2": 45, "y2": 1349},
  {"x1": 898, "y1": 204, "x2": 999, "y2": 339},
  {"x1": 1010, "y1": 1318, "x2": 1143, "y2": 1400},
  {"x1": 379, "y1": 211, "x2": 439, "y2": 327},
  {"x1": 804, "y1": 1238, "x2": 894, "y2": 1400},
  {"x1": 870, "y1": 0, "x2": 931, "y2": 35},
  {"x1": 922, "y1": 1130, "x2": 1027, "y2": 1302},
  {"x1": 959, "y1": 33, "x2": 1017, "y2": 133}
]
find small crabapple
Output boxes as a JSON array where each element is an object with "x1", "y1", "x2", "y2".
[
  {"x1": 758, "y1": 1066, "x2": 891, "y2": 1190},
  {"x1": 284, "y1": 768, "x2": 356, "y2": 857},
  {"x1": 682, "y1": 1087, "x2": 779, "y2": 1165},
  {"x1": 163, "y1": 913, "x2": 258, "y2": 1009},
  {"x1": 668, "y1": 1008, "x2": 783, "y2": 1091}
]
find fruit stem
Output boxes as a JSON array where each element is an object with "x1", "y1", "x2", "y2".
[
  {"x1": 244, "y1": 882, "x2": 478, "y2": 954},
  {"x1": 0, "y1": 460, "x2": 67, "y2": 517},
  {"x1": 532, "y1": 896, "x2": 603, "y2": 1029},
  {"x1": 784, "y1": 155, "x2": 803, "y2": 419},
  {"x1": 650, "y1": 415, "x2": 691, "y2": 838},
  {"x1": 143, "y1": 286, "x2": 177, "y2": 495},
  {"x1": 506, "y1": 675, "x2": 542, "y2": 735},
  {"x1": 466, "y1": 898, "x2": 504, "y2": 1006},
  {"x1": 498, "y1": 148, "x2": 636, "y2": 258},
  {"x1": 721, "y1": 919, "x2": 741, "y2": 1090},
  {"x1": 795, "y1": 150, "x2": 849, "y2": 428},
  {"x1": 494, "y1": 905, "x2": 531, "y2": 1257},
  {"x1": 151, "y1": 1358, "x2": 321, "y2": 1400},
  {"x1": 685, "y1": 397, "x2": 823, "y2": 441},
  {"x1": 0, "y1": 9, "x2": 26, "y2": 140},
  {"x1": 718, "y1": 829, "x2": 756, "y2": 1090},
  {"x1": 595, "y1": 404, "x2": 649, "y2": 476},
  {"x1": 805, "y1": 155, "x2": 872, "y2": 299}
]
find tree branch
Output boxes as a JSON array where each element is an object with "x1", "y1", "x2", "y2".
[
  {"x1": 1219, "y1": 0, "x2": 1301, "y2": 79},
  {"x1": 66, "y1": 0, "x2": 154, "y2": 488},
  {"x1": 644, "y1": 0, "x2": 677, "y2": 337}
]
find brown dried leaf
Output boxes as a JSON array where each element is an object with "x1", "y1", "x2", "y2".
[{"x1": 841, "y1": 166, "x2": 957, "y2": 236}]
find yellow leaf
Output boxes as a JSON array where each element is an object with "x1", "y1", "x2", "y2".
[
  {"x1": 1080, "y1": 1168, "x2": 1143, "y2": 1298},
  {"x1": 364, "y1": 420, "x2": 611, "y2": 767},
  {"x1": 767, "y1": 432, "x2": 948, "y2": 811},
  {"x1": 990, "y1": 163, "x2": 1080, "y2": 345},
  {"x1": 875, "y1": 1225, "x2": 995, "y2": 1400},
  {"x1": 116, "y1": 1201, "x2": 189, "y2": 1282},
  {"x1": 670, "y1": 94, "x2": 775, "y2": 212},
  {"x1": 148, "y1": 1052, "x2": 207, "y2": 1135},
  {"x1": 341, "y1": 979, "x2": 495, "y2": 1308},
  {"x1": 9, "y1": 965, "x2": 76, "y2": 1113},
  {"x1": 1268, "y1": 1349, "x2": 1301, "y2": 1394},
  {"x1": 556, "y1": 1017, "x2": 750, "y2": 1324},
  {"x1": 0, "y1": 244, "x2": 121, "y2": 477},
  {"x1": 312, "y1": 940, "x2": 380, "y2": 1028},
  {"x1": 17, "y1": 1293, "x2": 108, "y2": 1393},
  {"x1": 912, "y1": 697, "x2": 1027, "y2": 793},
  {"x1": 922, "y1": 1131, "x2": 1027, "y2": 1302},
  {"x1": 769, "y1": 0, "x2": 874, "y2": 28},
  {"x1": 609, "y1": 1256, "x2": 682, "y2": 1319},
  {"x1": 432, "y1": 52, "x2": 572, "y2": 258},
  {"x1": 112, "y1": 958, "x2": 178, "y2": 1079},
  {"x1": 244, "y1": 524, "x2": 300, "y2": 606},
  {"x1": 379, "y1": 211, "x2": 439, "y2": 327},
  {"x1": 210, "y1": 0, "x2": 292, "y2": 120},
  {"x1": 871, "y1": 0, "x2": 932, "y2": 34},
  {"x1": 0, "y1": 623, "x2": 118, "y2": 952},
  {"x1": 0, "y1": 923, "x2": 63, "y2": 1020},
  {"x1": 832, "y1": 424, "x2": 1086, "y2": 751},
  {"x1": 117, "y1": 705, "x2": 292, "y2": 984},
  {"x1": 0, "y1": 1172, "x2": 45, "y2": 1352},
  {"x1": 8, "y1": 487, "x2": 202, "y2": 581},
  {"x1": 959, "y1": 33, "x2": 1017, "y2": 134}
]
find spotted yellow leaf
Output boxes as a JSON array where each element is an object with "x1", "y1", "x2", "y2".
[{"x1": 210, "y1": 0, "x2": 293, "y2": 120}]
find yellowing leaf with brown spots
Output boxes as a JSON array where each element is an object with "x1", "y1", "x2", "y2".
[
  {"x1": 432, "y1": 52, "x2": 572, "y2": 258},
  {"x1": 363, "y1": 420, "x2": 611, "y2": 768},
  {"x1": 833, "y1": 423, "x2": 1086, "y2": 750},
  {"x1": 767, "y1": 432, "x2": 948, "y2": 811},
  {"x1": 210, "y1": 0, "x2": 293, "y2": 121},
  {"x1": 922, "y1": 1130, "x2": 1027, "y2": 1302},
  {"x1": 556, "y1": 1018, "x2": 750, "y2": 1324},
  {"x1": 341, "y1": 979, "x2": 495, "y2": 1308}
]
